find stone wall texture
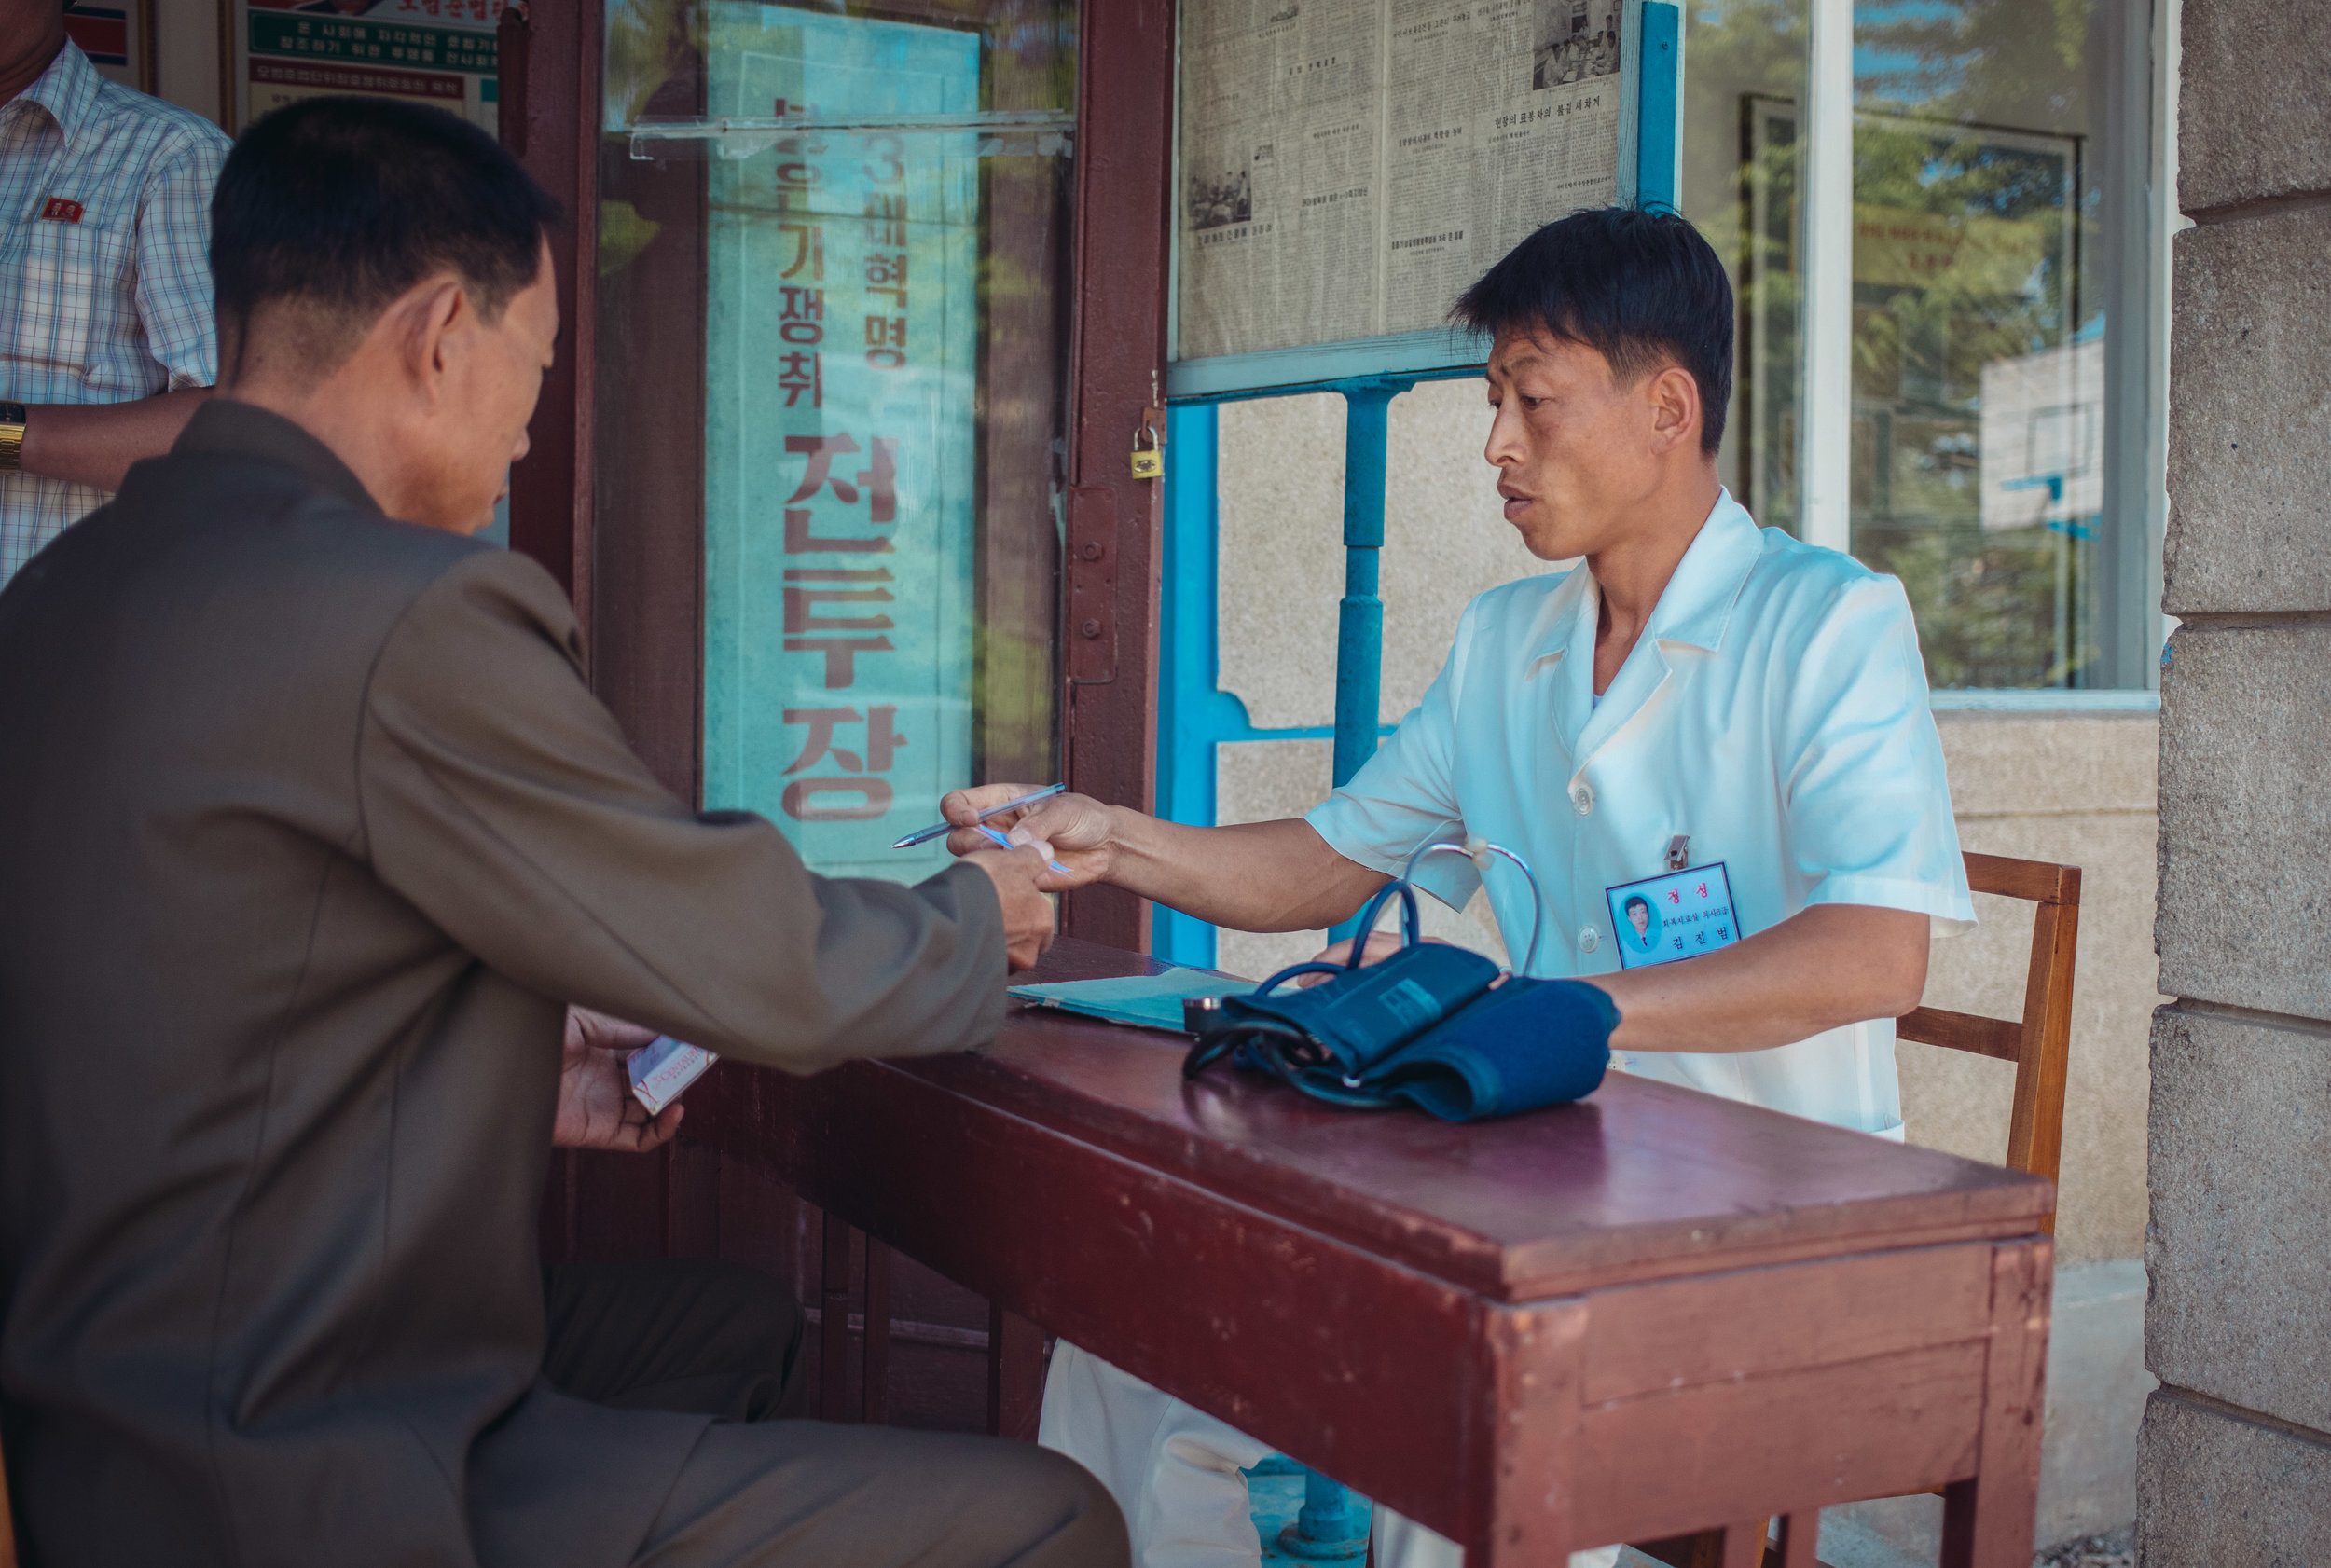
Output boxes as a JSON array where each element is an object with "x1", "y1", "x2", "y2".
[
  {"x1": 2136, "y1": 1395, "x2": 2331, "y2": 1566},
  {"x1": 2145, "y1": 1007, "x2": 2331, "y2": 1436},
  {"x1": 2174, "y1": 0, "x2": 2331, "y2": 213},
  {"x1": 2161, "y1": 207, "x2": 2331, "y2": 615},
  {"x1": 2154, "y1": 623, "x2": 2331, "y2": 1018},
  {"x1": 2144, "y1": 1, "x2": 2331, "y2": 1558}
]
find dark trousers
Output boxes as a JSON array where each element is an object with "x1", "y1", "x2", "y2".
[{"x1": 541, "y1": 1260, "x2": 1127, "y2": 1568}]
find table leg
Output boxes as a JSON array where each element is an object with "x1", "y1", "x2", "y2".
[
  {"x1": 987, "y1": 1304, "x2": 1046, "y2": 1440},
  {"x1": 1464, "y1": 1300, "x2": 1587, "y2": 1568},
  {"x1": 863, "y1": 1240, "x2": 893, "y2": 1424},
  {"x1": 820, "y1": 1212, "x2": 854, "y2": 1421},
  {"x1": 1939, "y1": 1238, "x2": 2051, "y2": 1568},
  {"x1": 1772, "y1": 1512, "x2": 1818, "y2": 1568},
  {"x1": 1715, "y1": 1521, "x2": 1767, "y2": 1568}
]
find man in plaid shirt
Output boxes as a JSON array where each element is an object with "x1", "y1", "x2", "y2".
[{"x1": 2, "y1": 0, "x2": 229, "y2": 585}]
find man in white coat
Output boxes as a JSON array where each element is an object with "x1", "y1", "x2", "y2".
[{"x1": 943, "y1": 206, "x2": 1974, "y2": 1568}]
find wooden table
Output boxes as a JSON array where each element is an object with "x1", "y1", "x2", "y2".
[{"x1": 688, "y1": 939, "x2": 2054, "y2": 1568}]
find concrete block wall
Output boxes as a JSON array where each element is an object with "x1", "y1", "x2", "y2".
[{"x1": 2137, "y1": 1, "x2": 2331, "y2": 1560}]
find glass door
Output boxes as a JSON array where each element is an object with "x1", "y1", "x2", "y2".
[{"x1": 595, "y1": 0, "x2": 1076, "y2": 875}]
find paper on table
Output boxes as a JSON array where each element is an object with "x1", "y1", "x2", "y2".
[{"x1": 1008, "y1": 969, "x2": 1259, "y2": 1033}]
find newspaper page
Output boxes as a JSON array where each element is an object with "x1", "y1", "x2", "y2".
[{"x1": 1178, "y1": 0, "x2": 1623, "y2": 363}]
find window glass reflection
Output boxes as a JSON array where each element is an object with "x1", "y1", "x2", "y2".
[
  {"x1": 1700, "y1": 0, "x2": 2151, "y2": 690},
  {"x1": 1847, "y1": 0, "x2": 2137, "y2": 689}
]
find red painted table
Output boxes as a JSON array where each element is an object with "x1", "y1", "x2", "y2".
[{"x1": 688, "y1": 939, "x2": 2054, "y2": 1568}]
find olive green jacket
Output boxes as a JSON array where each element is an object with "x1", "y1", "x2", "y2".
[{"x1": 0, "y1": 399, "x2": 1007, "y2": 1567}]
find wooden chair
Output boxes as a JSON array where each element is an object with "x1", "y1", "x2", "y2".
[{"x1": 1630, "y1": 850, "x2": 2081, "y2": 1568}]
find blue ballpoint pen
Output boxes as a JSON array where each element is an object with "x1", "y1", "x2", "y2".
[{"x1": 891, "y1": 782, "x2": 1067, "y2": 848}]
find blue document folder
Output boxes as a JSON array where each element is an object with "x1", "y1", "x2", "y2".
[{"x1": 1007, "y1": 969, "x2": 1258, "y2": 1033}]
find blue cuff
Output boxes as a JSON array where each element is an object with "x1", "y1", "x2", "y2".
[{"x1": 1375, "y1": 978, "x2": 1616, "y2": 1121}]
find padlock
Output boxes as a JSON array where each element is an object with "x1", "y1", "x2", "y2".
[{"x1": 1130, "y1": 420, "x2": 1163, "y2": 479}]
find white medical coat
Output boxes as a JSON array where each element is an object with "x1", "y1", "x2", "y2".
[{"x1": 1306, "y1": 489, "x2": 1975, "y2": 1136}]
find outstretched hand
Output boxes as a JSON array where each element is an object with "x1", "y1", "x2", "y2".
[
  {"x1": 556, "y1": 1005, "x2": 684, "y2": 1152},
  {"x1": 939, "y1": 784, "x2": 1114, "y2": 891}
]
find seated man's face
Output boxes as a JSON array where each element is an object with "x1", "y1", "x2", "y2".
[{"x1": 1482, "y1": 327, "x2": 1698, "y2": 561}]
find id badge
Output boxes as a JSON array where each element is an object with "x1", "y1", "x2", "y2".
[{"x1": 1606, "y1": 862, "x2": 1739, "y2": 970}]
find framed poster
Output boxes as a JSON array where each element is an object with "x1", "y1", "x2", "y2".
[
  {"x1": 1168, "y1": 0, "x2": 1657, "y2": 397},
  {"x1": 65, "y1": 0, "x2": 157, "y2": 95},
  {"x1": 227, "y1": 0, "x2": 504, "y2": 136}
]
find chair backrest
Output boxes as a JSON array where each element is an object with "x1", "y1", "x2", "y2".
[{"x1": 1896, "y1": 851, "x2": 2081, "y2": 1229}]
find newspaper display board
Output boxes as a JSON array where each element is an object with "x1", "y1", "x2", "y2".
[{"x1": 1175, "y1": 0, "x2": 1638, "y2": 381}]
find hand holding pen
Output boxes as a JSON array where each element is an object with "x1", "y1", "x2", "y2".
[
  {"x1": 929, "y1": 782, "x2": 1114, "y2": 888},
  {"x1": 897, "y1": 785, "x2": 1068, "y2": 969},
  {"x1": 895, "y1": 783, "x2": 1072, "y2": 874}
]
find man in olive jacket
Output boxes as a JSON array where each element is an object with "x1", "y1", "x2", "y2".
[{"x1": 0, "y1": 98, "x2": 1121, "y2": 1568}]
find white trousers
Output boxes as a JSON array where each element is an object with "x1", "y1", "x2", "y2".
[{"x1": 1037, "y1": 1342, "x2": 1620, "y2": 1568}]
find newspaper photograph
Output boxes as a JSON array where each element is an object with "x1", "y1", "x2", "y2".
[{"x1": 1177, "y1": 0, "x2": 1623, "y2": 363}]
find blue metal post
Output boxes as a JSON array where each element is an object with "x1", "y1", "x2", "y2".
[
  {"x1": 1154, "y1": 401, "x2": 1222, "y2": 969},
  {"x1": 1288, "y1": 380, "x2": 1411, "y2": 1547},
  {"x1": 1331, "y1": 381, "x2": 1402, "y2": 789},
  {"x1": 1635, "y1": 1, "x2": 1683, "y2": 213},
  {"x1": 1327, "y1": 378, "x2": 1409, "y2": 946}
]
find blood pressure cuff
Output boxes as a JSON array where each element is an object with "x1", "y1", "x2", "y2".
[
  {"x1": 1186, "y1": 942, "x2": 1616, "y2": 1122},
  {"x1": 1360, "y1": 975, "x2": 1616, "y2": 1121}
]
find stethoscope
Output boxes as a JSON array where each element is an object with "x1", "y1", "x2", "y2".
[{"x1": 1388, "y1": 836, "x2": 1546, "y2": 977}]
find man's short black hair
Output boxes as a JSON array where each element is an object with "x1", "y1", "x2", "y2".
[
  {"x1": 1625, "y1": 895, "x2": 1651, "y2": 916},
  {"x1": 1455, "y1": 207, "x2": 1734, "y2": 454},
  {"x1": 212, "y1": 96, "x2": 561, "y2": 374}
]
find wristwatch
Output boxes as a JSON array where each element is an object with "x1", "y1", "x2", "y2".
[{"x1": 0, "y1": 402, "x2": 24, "y2": 474}]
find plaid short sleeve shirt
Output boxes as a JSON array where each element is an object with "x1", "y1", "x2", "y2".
[{"x1": 1, "y1": 42, "x2": 230, "y2": 585}]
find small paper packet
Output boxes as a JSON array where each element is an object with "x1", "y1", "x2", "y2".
[{"x1": 627, "y1": 1036, "x2": 717, "y2": 1115}]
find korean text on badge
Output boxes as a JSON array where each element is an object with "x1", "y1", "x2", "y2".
[{"x1": 1605, "y1": 862, "x2": 1740, "y2": 970}]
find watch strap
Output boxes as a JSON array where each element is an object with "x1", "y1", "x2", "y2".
[{"x1": 0, "y1": 403, "x2": 25, "y2": 475}]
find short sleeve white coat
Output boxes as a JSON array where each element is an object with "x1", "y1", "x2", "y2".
[{"x1": 1306, "y1": 490, "x2": 1974, "y2": 1137}]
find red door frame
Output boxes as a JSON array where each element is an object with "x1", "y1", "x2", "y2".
[
  {"x1": 1055, "y1": 0, "x2": 1174, "y2": 951},
  {"x1": 499, "y1": 0, "x2": 599, "y2": 634}
]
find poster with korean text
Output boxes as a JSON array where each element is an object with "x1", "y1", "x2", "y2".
[
  {"x1": 700, "y1": 7, "x2": 979, "y2": 882},
  {"x1": 231, "y1": 0, "x2": 503, "y2": 137}
]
